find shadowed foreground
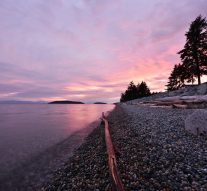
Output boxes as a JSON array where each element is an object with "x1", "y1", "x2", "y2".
[
  {"x1": 44, "y1": 105, "x2": 207, "y2": 190},
  {"x1": 109, "y1": 105, "x2": 207, "y2": 190}
]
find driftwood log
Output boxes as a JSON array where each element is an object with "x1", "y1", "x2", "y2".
[{"x1": 134, "y1": 95, "x2": 207, "y2": 109}]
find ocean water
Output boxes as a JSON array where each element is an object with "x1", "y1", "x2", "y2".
[{"x1": 0, "y1": 104, "x2": 114, "y2": 182}]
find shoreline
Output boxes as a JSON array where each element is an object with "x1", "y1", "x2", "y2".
[
  {"x1": 3, "y1": 104, "x2": 206, "y2": 190},
  {"x1": 43, "y1": 121, "x2": 111, "y2": 190},
  {"x1": 43, "y1": 105, "x2": 207, "y2": 190}
]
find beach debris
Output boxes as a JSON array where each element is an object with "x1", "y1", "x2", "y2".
[
  {"x1": 127, "y1": 83, "x2": 207, "y2": 109},
  {"x1": 134, "y1": 95, "x2": 207, "y2": 109},
  {"x1": 102, "y1": 112, "x2": 125, "y2": 191}
]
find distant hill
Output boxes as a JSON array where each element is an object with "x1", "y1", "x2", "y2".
[
  {"x1": 0, "y1": 100, "x2": 45, "y2": 104},
  {"x1": 94, "y1": 102, "x2": 107, "y2": 104},
  {"x1": 48, "y1": 100, "x2": 84, "y2": 104}
]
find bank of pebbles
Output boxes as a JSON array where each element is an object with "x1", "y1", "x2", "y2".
[
  {"x1": 44, "y1": 105, "x2": 207, "y2": 190},
  {"x1": 43, "y1": 122, "x2": 111, "y2": 191},
  {"x1": 107, "y1": 105, "x2": 207, "y2": 191}
]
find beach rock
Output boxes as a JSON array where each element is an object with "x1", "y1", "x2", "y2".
[
  {"x1": 185, "y1": 110, "x2": 207, "y2": 136},
  {"x1": 197, "y1": 83, "x2": 207, "y2": 95}
]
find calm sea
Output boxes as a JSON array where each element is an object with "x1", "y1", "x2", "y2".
[{"x1": 0, "y1": 104, "x2": 114, "y2": 182}]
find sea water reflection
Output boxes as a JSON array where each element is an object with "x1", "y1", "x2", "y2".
[{"x1": 0, "y1": 104, "x2": 114, "y2": 177}]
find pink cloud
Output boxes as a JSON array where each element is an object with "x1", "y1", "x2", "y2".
[{"x1": 0, "y1": 0, "x2": 206, "y2": 102}]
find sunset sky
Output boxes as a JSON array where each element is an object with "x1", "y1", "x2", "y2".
[{"x1": 0, "y1": 0, "x2": 207, "y2": 103}]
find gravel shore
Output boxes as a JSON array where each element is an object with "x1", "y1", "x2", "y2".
[
  {"x1": 43, "y1": 105, "x2": 207, "y2": 191},
  {"x1": 109, "y1": 105, "x2": 207, "y2": 190},
  {"x1": 43, "y1": 122, "x2": 111, "y2": 191}
]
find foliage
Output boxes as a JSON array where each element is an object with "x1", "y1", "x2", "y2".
[
  {"x1": 178, "y1": 15, "x2": 207, "y2": 85},
  {"x1": 166, "y1": 64, "x2": 186, "y2": 91},
  {"x1": 137, "y1": 81, "x2": 151, "y2": 97},
  {"x1": 166, "y1": 15, "x2": 207, "y2": 90},
  {"x1": 120, "y1": 81, "x2": 151, "y2": 102},
  {"x1": 120, "y1": 81, "x2": 137, "y2": 102}
]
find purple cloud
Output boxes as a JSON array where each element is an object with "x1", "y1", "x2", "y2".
[{"x1": 0, "y1": 0, "x2": 206, "y2": 102}]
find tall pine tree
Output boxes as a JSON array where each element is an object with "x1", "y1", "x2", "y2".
[{"x1": 178, "y1": 15, "x2": 207, "y2": 84}]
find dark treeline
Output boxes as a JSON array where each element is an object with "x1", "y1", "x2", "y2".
[
  {"x1": 166, "y1": 15, "x2": 207, "y2": 91},
  {"x1": 120, "y1": 81, "x2": 151, "y2": 102},
  {"x1": 120, "y1": 15, "x2": 207, "y2": 102}
]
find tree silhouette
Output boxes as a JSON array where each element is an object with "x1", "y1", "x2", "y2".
[
  {"x1": 120, "y1": 81, "x2": 137, "y2": 102},
  {"x1": 178, "y1": 15, "x2": 207, "y2": 85},
  {"x1": 166, "y1": 64, "x2": 186, "y2": 91},
  {"x1": 120, "y1": 81, "x2": 151, "y2": 102},
  {"x1": 137, "y1": 81, "x2": 151, "y2": 97}
]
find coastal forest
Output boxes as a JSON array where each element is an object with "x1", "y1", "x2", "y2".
[{"x1": 121, "y1": 15, "x2": 207, "y2": 102}]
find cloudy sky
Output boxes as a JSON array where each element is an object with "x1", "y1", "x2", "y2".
[{"x1": 0, "y1": 0, "x2": 207, "y2": 103}]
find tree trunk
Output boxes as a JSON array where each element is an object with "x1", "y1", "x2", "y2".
[
  {"x1": 194, "y1": 48, "x2": 201, "y2": 85},
  {"x1": 197, "y1": 70, "x2": 201, "y2": 85},
  {"x1": 196, "y1": 59, "x2": 201, "y2": 85}
]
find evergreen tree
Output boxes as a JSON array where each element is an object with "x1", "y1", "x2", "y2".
[
  {"x1": 120, "y1": 81, "x2": 151, "y2": 102},
  {"x1": 166, "y1": 64, "x2": 186, "y2": 91},
  {"x1": 137, "y1": 81, "x2": 151, "y2": 97},
  {"x1": 178, "y1": 15, "x2": 207, "y2": 85},
  {"x1": 125, "y1": 81, "x2": 138, "y2": 100},
  {"x1": 120, "y1": 93, "x2": 125, "y2": 102},
  {"x1": 120, "y1": 81, "x2": 137, "y2": 102}
]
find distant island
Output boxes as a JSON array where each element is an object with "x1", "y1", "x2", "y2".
[
  {"x1": 48, "y1": 100, "x2": 84, "y2": 104},
  {"x1": 94, "y1": 102, "x2": 107, "y2": 104},
  {"x1": 0, "y1": 100, "x2": 45, "y2": 104}
]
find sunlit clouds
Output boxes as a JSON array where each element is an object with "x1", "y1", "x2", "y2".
[{"x1": 0, "y1": 0, "x2": 207, "y2": 102}]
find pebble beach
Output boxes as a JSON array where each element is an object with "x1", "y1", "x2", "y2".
[
  {"x1": 43, "y1": 104, "x2": 207, "y2": 190},
  {"x1": 109, "y1": 105, "x2": 207, "y2": 190},
  {"x1": 43, "y1": 122, "x2": 111, "y2": 191}
]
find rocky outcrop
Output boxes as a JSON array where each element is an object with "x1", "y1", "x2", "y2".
[
  {"x1": 185, "y1": 110, "x2": 207, "y2": 136},
  {"x1": 128, "y1": 82, "x2": 207, "y2": 105},
  {"x1": 169, "y1": 83, "x2": 207, "y2": 97},
  {"x1": 128, "y1": 83, "x2": 207, "y2": 108}
]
